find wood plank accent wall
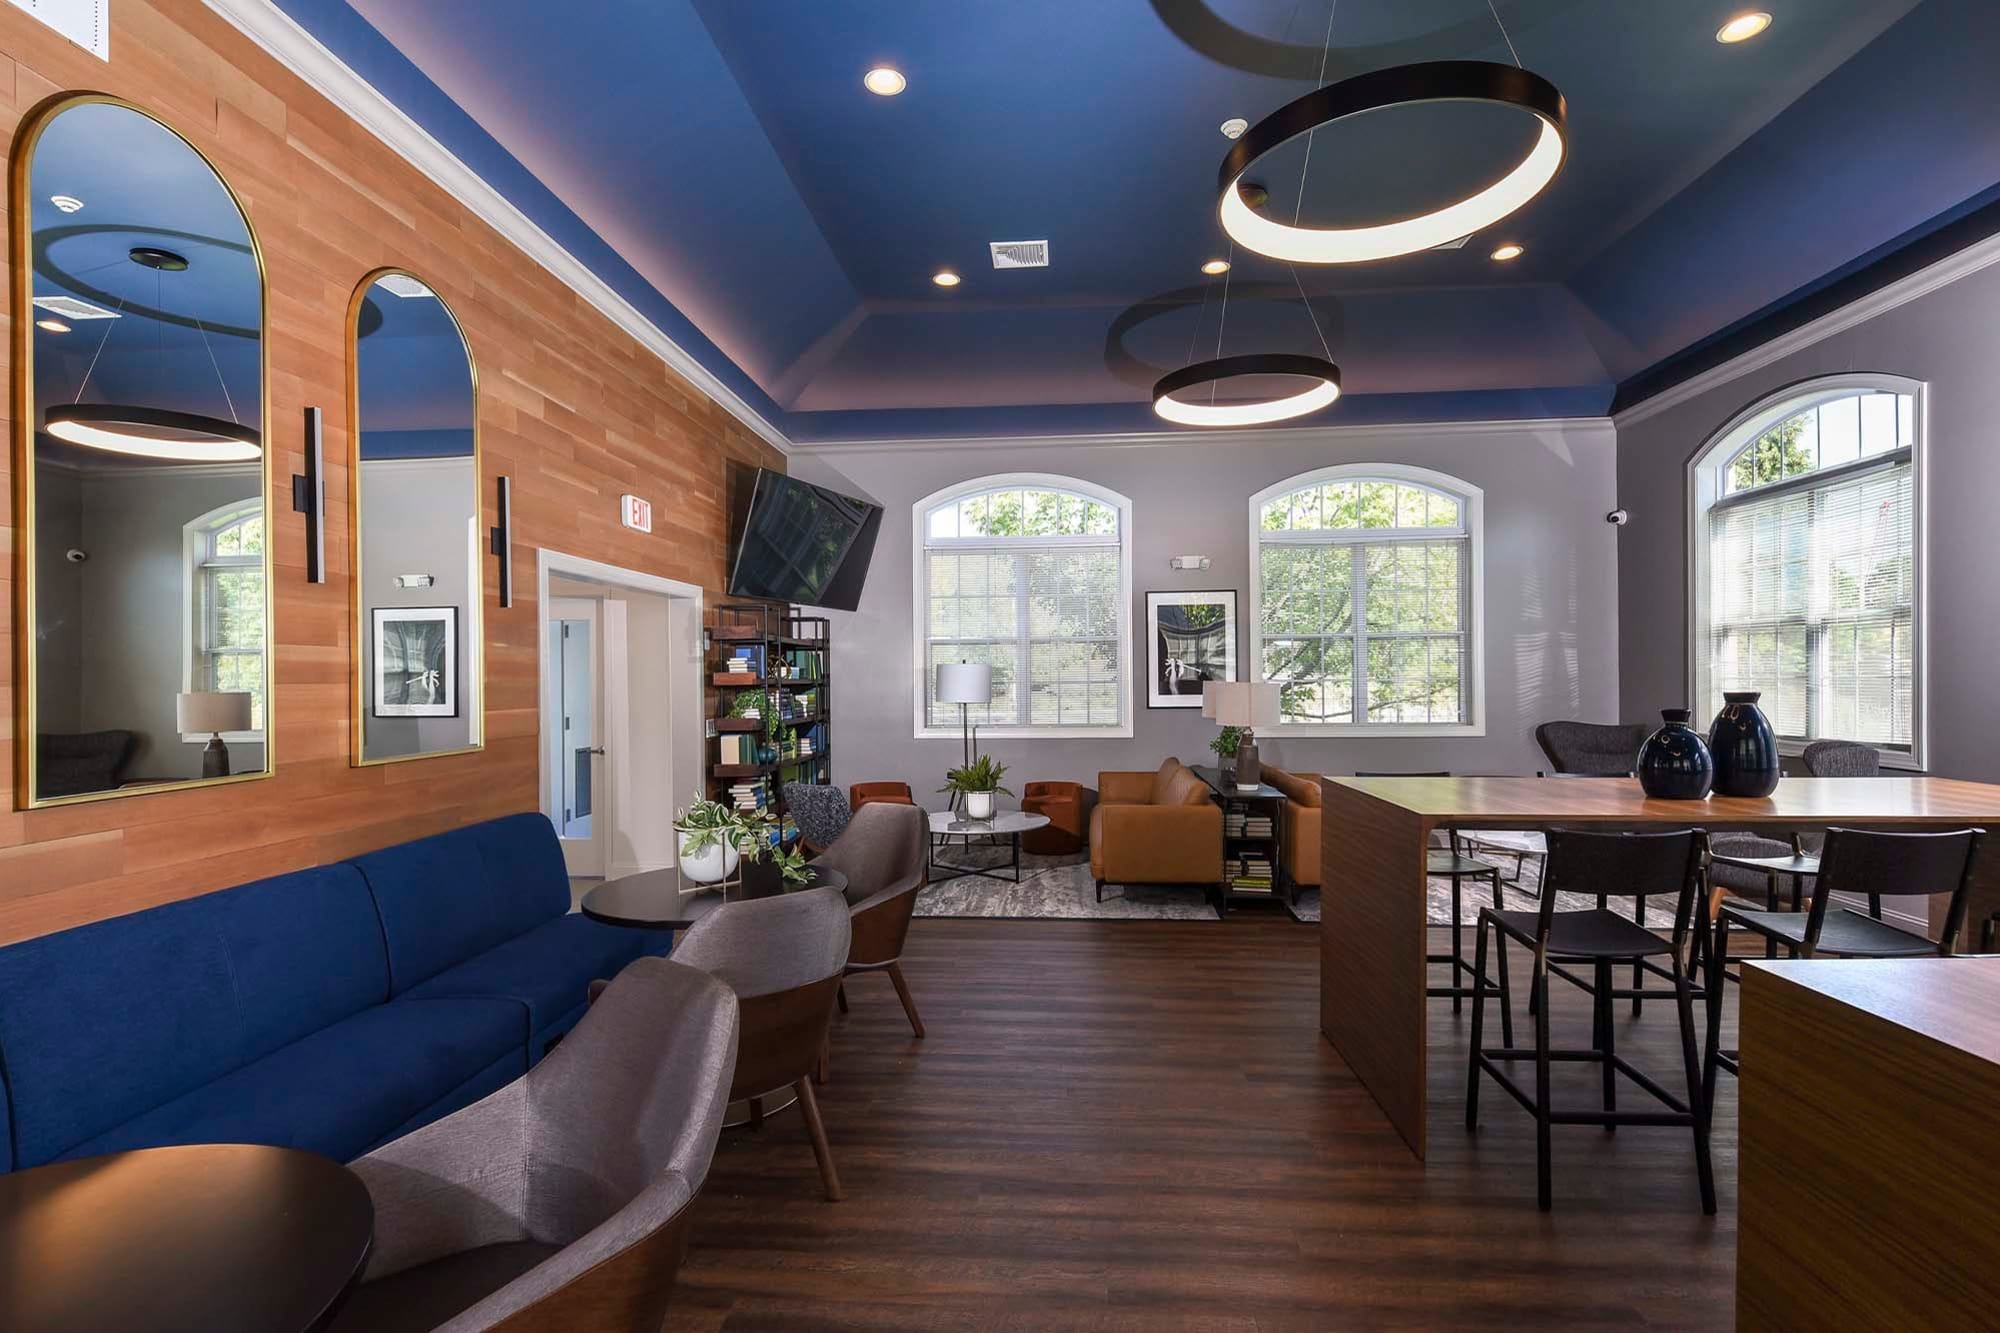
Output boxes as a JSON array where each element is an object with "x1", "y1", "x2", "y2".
[{"x1": 0, "y1": 1, "x2": 783, "y2": 944}]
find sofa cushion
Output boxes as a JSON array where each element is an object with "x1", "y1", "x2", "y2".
[
  {"x1": 57, "y1": 997, "x2": 528, "y2": 1167},
  {"x1": 1148, "y1": 756, "x2": 1183, "y2": 805},
  {"x1": 0, "y1": 864, "x2": 388, "y2": 1169},
  {"x1": 403, "y1": 913, "x2": 672, "y2": 1047},
  {"x1": 1165, "y1": 768, "x2": 1213, "y2": 806},
  {"x1": 352, "y1": 814, "x2": 570, "y2": 992}
]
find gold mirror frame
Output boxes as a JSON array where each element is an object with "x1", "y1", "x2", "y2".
[
  {"x1": 346, "y1": 267, "x2": 485, "y2": 767},
  {"x1": 11, "y1": 93, "x2": 274, "y2": 810}
]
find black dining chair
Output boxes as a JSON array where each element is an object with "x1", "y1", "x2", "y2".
[
  {"x1": 1703, "y1": 826, "x2": 1983, "y2": 1110},
  {"x1": 1708, "y1": 738, "x2": 1893, "y2": 925},
  {"x1": 1466, "y1": 827, "x2": 1713, "y2": 1213},
  {"x1": 1356, "y1": 771, "x2": 1512, "y2": 1046}
]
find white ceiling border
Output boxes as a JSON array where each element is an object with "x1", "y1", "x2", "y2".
[
  {"x1": 789, "y1": 416, "x2": 1616, "y2": 455},
  {"x1": 203, "y1": 0, "x2": 792, "y2": 455}
]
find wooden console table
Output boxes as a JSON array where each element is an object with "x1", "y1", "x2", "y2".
[
  {"x1": 1738, "y1": 958, "x2": 2000, "y2": 1330},
  {"x1": 1318, "y1": 775, "x2": 2000, "y2": 1158}
]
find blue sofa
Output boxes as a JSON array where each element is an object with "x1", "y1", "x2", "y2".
[{"x1": 0, "y1": 813, "x2": 671, "y2": 1173}]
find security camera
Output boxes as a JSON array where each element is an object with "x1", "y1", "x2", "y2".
[
  {"x1": 1605, "y1": 509, "x2": 1629, "y2": 527},
  {"x1": 64, "y1": 547, "x2": 88, "y2": 563}
]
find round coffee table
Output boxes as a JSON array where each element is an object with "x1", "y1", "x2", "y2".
[
  {"x1": 0, "y1": 1143, "x2": 374, "y2": 1333},
  {"x1": 927, "y1": 809, "x2": 1051, "y2": 884},
  {"x1": 582, "y1": 863, "x2": 848, "y2": 930}
]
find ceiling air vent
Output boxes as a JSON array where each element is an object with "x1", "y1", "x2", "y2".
[
  {"x1": 989, "y1": 240, "x2": 1050, "y2": 269},
  {"x1": 376, "y1": 273, "x2": 436, "y2": 298},
  {"x1": 33, "y1": 294, "x2": 120, "y2": 320}
]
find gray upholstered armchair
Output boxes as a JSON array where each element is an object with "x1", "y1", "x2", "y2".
[
  {"x1": 330, "y1": 957, "x2": 739, "y2": 1333},
  {"x1": 783, "y1": 781, "x2": 851, "y2": 854},
  {"x1": 812, "y1": 801, "x2": 928, "y2": 1039},
  {"x1": 1533, "y1": 720, "x2": 1650, "y2": 776}
]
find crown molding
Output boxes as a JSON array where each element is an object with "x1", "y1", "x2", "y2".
[
  {"x1": 789, "y1": 415, "x2": 1615, "y2": 456},
  {"x1": 202, "y1": 0, "x2": 791, "y2": 456},
  {"x1": 1612, "y1": 227, "x2": 2000, "y2": 431}
]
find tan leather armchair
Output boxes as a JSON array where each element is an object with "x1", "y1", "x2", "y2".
[
  {"x1": 1089, "y1": 757, "x2": 1222, "y2": 900},
  {"x1": 1261, "y1": 765, "x2": 1321, "y2": 890}
]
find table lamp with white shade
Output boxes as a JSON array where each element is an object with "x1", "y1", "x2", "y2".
[
  {"x1": 936, "y1": 662, "x2": 993, "y2": 768},
  {"x1": 1208, "y1": 681, "x2": 1280, "y2": 790},
  {"x1": 177, "y1": 691, "x2": 254, "y2": 778}
]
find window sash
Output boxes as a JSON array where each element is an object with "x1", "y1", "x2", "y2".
[{"x1": 1257, "y1": 535, "x2": 1470, "y2": 726}]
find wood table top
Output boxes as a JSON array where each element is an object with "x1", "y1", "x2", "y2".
[
  {"x1": 1321, "y1": 775, "x2": 2000, "y2": 828},
  {"x1": 1745, "y1": 956, "x2": 2000, "y2": 1066}
]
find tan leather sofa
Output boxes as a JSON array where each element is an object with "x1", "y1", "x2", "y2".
[
  {"x1": 1089, "y1": 757, "x2": 1223, "y2": 900},
  {"x1": 1261, "y1": 765, "x2": 1321, "y2": 889}
]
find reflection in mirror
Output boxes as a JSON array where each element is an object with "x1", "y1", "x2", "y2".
[
  {"x1": 351, "y1": 270, "x2": 482, "y2": 764},
  {"x1": 21, "y1": 98, "x2": 269, "y2": 805}
]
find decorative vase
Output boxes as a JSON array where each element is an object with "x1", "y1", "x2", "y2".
[
  {"x1": 1708, "y1": 691, "x2": 1781, "y2": 797},
  {"x1": 1638, "y1": 709, "x2": 1714, "y2": 800},
  {"x1": 963, "y1": 789, "x2": 996, "y2": 821},
  {"x1": 676, "y1": 830, "x2": 741, "y2": 884}
]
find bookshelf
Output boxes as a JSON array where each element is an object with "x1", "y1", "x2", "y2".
[
  {"x1": 1191, "y1": 765, "x2": 1294, "y2": 918},
  {"x1": 706, "y1": 602, "x2": 832, "y2": 851}
]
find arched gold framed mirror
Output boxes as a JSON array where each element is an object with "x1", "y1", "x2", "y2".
[
  {"x1": 348, "y1": 268, "x2": 484, "y2": 765},
  {"x1": 13, "y1": 95, "x2": 272, "y2": 808}
]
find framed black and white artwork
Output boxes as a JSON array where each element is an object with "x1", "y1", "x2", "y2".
[
  {"x1": 1146, "y1": 590, "x2": 1237, "y2": 709},
  {"x1": 372, "y1": 606, "x2": 458, "y2": 717}
]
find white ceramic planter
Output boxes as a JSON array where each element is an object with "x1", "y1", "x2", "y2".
[
  {"x1": 963, "y1": 790, "x2": 996, "y2": 821},
  {"x1": 676, "y1": 830, "x2": 741, "y2": 884}
]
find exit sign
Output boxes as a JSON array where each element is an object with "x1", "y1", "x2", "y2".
[{"x1": 620, "y1": 494, "x2": 653, "y2": 533}]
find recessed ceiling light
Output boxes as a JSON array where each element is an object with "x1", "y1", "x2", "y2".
[
  {"x1": 864, "y1": 67, "x2": 907, "y2": 96},
  {"x1": 1715, "y1": 11, "x2": 1772, "y2": 43},
  {"x1": 932, "y1": 269, "x2": 961, "y2": 287},
  {"x1": 1201, "y1": 259, "x2": 1231, "y2": 275},
  {"x1": 1220, "y1": 117, "x2": 1248, "y2": 140},
  {"x1": 49, "y1": 194, "x2": 83, "y2": 213},
  {"x1": 1489, "y1": 243, "x2": 1525, "y2": 262},
  {"x1": 35, "y1": 317, "x2": 70, "y2": 333}
]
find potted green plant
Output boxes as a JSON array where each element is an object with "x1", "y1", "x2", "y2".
[
  {"x1": 1209, "y1": 725, "x2": 1242, "y2": 762},
  {"x1": 770, "y1": 843, "x2": 815, "y2": 889},
  {"x1": 939, "y1": 753, "x2": 1013, "y2": 822},
  {"x1": 673, "y1": 798, "x2": 772, "y2": 884}
]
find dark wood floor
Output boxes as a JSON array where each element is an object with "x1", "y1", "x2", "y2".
[{"x1": 668, "y1": 916, "x2": 1737, "y2": 1331}]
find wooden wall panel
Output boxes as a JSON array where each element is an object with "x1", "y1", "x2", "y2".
[{"x1": 0, "y1": 1, "x2": 783, "y2": 944}]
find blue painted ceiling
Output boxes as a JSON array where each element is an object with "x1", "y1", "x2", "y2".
[{"x1": 266, "y1": 0, "x2": 2000, "y2": 442}]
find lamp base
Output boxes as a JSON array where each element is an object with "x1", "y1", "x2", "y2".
[
  {"x1": 1233, "y1": 736, "x2": 1261, "y2": 789},
  {"x1": 202, "y1": 733, "x2": 231, "y2": 779}
]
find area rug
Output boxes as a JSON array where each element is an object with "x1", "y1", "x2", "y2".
[{"x1": 918, "y1": 842, "x2": 1678, "y2": 928}]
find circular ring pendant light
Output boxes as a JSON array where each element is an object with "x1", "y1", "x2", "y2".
[
  {"x1": 1218, "y1": 60, "x2": 1567, "y2": 265},
  {"x1": 44, "y1": 404, "x2": 260, "y2": 461},
  {"x1": 1153, "y1": 353, "x2": 1341, "y2": 428}
]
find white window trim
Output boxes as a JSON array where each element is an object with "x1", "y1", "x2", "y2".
[
  {"x1": 912, "y1": 472, "x2": 1134, "y2": 740},
  {"x1": 1248, "y1": 462, "x2": 1486, "y2": 737},
  {"x1": 181, "y1": 498, "x2": 267, "y2": 745},
  {"x1": 1684, "y1": 373, "x2": 1928, "y2": 771}
]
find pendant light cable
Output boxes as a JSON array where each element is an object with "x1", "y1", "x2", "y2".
[
  {"x1": 72, "y1": 291, "x2": 129, "y2": 403},
  {"x1": 1487, "y1": 0, "x2": 1523, "y2": 68},
  {"x1": 1211, "y1": 240, "x2": 1236, "y2": 404},
  {"x1": 1294, "y1": 0, "x2": 1339, "y2": 228},
  {"x1": 1287, "y1": 262, "x2": 1335, "y2": 362}
]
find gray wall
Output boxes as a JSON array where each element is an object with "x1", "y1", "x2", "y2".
[
  {"x1": 358, "y1": 456, "x2": 480, "y2": 758},
  {"x1": 1614, "y1": 258, "x2": 2000, "y2": 783},
  {"x1": 791, "y1": 420, "x2": 1620, "y2": 799}
]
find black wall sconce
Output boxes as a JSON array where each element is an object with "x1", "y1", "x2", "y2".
[
  {"x1": 290, "y1": 405, "x2": 326, "y2": 584},
  {"x1": 490, "y1": 474, "x2": 513, "y2": 607}
]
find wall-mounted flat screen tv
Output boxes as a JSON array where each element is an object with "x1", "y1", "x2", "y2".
[{"x1": 725, "y1": 469, "x2": 882, "y2": 611}]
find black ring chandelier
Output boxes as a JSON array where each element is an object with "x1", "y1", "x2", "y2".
[
  {"x1": 1218, "y1": 59, "x2": 1567, "y2": 265},
  {"x1": 1153, "y1": 352, "x2": 1341, "y2": 427}
]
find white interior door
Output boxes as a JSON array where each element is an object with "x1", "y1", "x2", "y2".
[{"x1": 548, "y1": 596, "x2": 604, "y2": 876}]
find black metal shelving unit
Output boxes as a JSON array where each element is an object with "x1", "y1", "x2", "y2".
[{"x1": 706, "y1": 602, "x2": 831, "y2": 850}]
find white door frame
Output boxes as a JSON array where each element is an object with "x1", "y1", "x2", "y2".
[
  {"x1": 536, "y1": 550, "x2": 706, "y2": 881},
  {"x1": 548, "y1": 596, "x2": 605, "y2": 875}
]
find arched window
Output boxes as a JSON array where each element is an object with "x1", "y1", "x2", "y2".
[
  {"x1": 1249, "y1": 464, "x2": 1483, "y2": 734},
  {"x1": 1688, "y1": 376, "x2": 1922, "y2": 762},
  {"x1": 915, "y1": 475, "x2": 1133, "y2": 737},
  {"x1": 182, "y1": 499, "x2": 266, "y2": 735}
]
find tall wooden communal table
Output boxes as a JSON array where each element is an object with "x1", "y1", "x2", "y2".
[{"x1": 1318, "y1": 775, "x2": 2000, "y2": 1159}]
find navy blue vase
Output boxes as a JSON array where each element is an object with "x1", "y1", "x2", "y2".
[
  {"x1": 1709, "y1": 691, "x2": 1781, "y2": 797},
  {"x1": 1638, "y1": 709, "x2": 1714, "y2": 800}
]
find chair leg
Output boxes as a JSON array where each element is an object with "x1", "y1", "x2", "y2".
[
  {"x1": 795, "y1": 1078, "x2": 843, "y2": 1202},
  {"x1": 1466, "y1": 916, "x2": 1490, "y2": 1130},
  {"x1": 1534, "y1": 950, "x2": 1554, "y2": 1211},
  {"x1": 1703, "y1": 915, "x2": 1731, "y2": 1116},
  {"x1": 1631, "y1": 894, "x2": 1646, "y2": 1017},
  {"x1": 1450, "y1": 876, "x2": 1464, "y2": 1013},
  {"x1": 1986, "y1": 915, "x2": 1998, "y2": 953},
  {"x1": 816, "y1": 1033, "x2": 830, "y2": 1086},
  {"x1": 1490, "y1": 876, "x2": 1514, "y2": 1049},
  {"x1": 887, "y1": 961, "x2": 926, "y2": 1038},
  {"x1": 1595, "y1": 958, "x2": 1617, "y2": 1131},
  {"x1": 836, "y1": 982, "x2": 849, "y2": 1015},
  {"x1": 1095, "y1": 878, "x2": 1105, "y2": 902},
  {"x1": 748, "y1": 1096, "x2": 764, "y2": 1129},
  {"x1": 1676, "y1": 967, "x2": 1717, "y2": 1215}
]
